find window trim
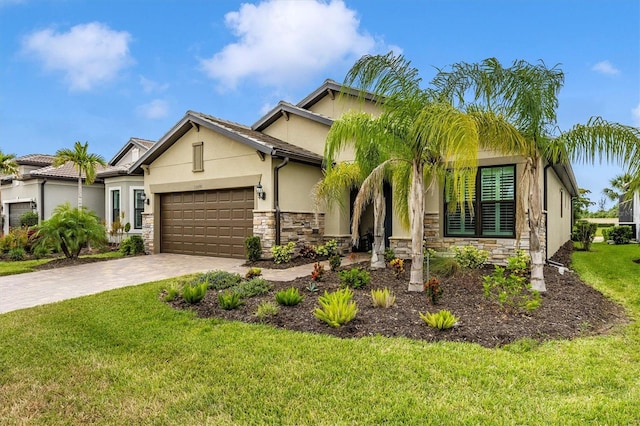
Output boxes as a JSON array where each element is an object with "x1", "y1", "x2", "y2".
[
  {"x1": 109, "y1": 187, "x2": 121, "y2": 225},
  {"x1": 444, "y1": 164, "x2": 517, "y2": 238},
  {"x1": 131, "y1": 186, "x2": 145, "y2": 230},
  {"x1": 192, "y1": 142, "x2": 204, "y2": 172}
]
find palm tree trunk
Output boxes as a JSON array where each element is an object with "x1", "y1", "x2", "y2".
[
  {"x1": 77, "y1": 173, "x2": 83, "y2": 209},
  {"x1": 408, "y1": 159, "x2": 424, "y2": 291},
  {"x1": 370, "y1": 185, "x2": 386, "y2": 269},
  {"x1": 528, "y1": 157, "x2": 546, "y2": 292}
]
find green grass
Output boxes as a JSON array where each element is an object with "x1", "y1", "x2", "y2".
[
  {"x1": 0, "y1": 251, "x2": 123, "y2": 276},
  {"x1": 0, "y1": 244, "x2": 639, "y2": 424}
]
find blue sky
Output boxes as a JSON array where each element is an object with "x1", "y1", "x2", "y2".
[{"x1": 1, "y1": 0, "x2": 638, "y2": 210}]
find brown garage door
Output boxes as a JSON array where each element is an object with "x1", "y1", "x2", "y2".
[{"x1": 160, "y1": 188, "x2": 254, "y2": 258}]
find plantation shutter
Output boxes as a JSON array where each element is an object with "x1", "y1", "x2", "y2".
[
  {"x1": 480, "y1": 166, "x2": 515, "y2": 236},
  {"x1": 444, "y1": 174, "x2": 476, "y2": 236}
]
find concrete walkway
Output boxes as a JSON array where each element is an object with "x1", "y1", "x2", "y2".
[{"x1": 0, "y1": 253, "x2": 368, "y2": 314}]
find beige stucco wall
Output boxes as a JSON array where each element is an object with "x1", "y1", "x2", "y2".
[
  {"x1": 276, "y1": 160, "x2": 323, "y2": 213},
  {"x1": 545, "y1": 166, "x2": 573, "y2": 257},
  {"x1": 308, "y1": 93, "x2": 379, "y2": 120}
]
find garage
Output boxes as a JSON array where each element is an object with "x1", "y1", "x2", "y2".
[
  {"x1": 160, "y1": 187, "x2": 254, "y2": 258},
  {"x1": 8, "y1": 202, "x2": 33, "y2": 229}
]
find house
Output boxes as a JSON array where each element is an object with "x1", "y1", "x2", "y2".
[
  {"x1": 1, "y1": 154, "x2": 105, "y2": 234},
  {"x1": 0, "y1": 138, "x2": 155, "y2": 239},
  {"x1": 618, "y1": 192, "x2": 640, "y2": 240},
  {"x1": 97, "y1": 138, "x2": 155, "y2": 241},
  {"x1": 133, "y1": 80, "x2": 578, "y2": 262}
]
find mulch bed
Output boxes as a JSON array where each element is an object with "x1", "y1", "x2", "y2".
[{"x1": 169, "y1": 243, "x2": 628, "y2": 348}]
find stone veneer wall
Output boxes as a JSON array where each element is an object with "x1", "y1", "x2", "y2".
[
  {"x1": 141, "y1": 212, "x2": 154, "y2": 254},
  {"x1": 253, "y1": 210, "x2": 325, "y2": 258},
  {"x1": 389, "y1": 212, "x2": 546, "y2": 264}
]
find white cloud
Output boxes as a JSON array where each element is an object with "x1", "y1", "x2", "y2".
[
  {"x1": 140, "y1": 76, "x2": 169, "y2": 93},
  {"x1": 200, "y1": 0, "x2": 381, "y2": 90},
  {"x1": 136, "y1": 99, "x2": 169, "y2": 119},
  {"x1": 22, "y1": 22, "x2": 133, "y2": 91},
  {"x1": 632, "y1": 103, "x2": 640, "y2": 126},
  {"x1": 591, "y1": 60, "x2": 620, "y2": 76}
]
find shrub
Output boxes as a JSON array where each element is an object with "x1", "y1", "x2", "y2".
[
  {"x1": 19, "y1": 211, "x2": 39, "y2": 227},
  {"x1": 389, "y1": 258, "x2": 405, "y2": 278},
  {"x1": 384, "y1": 247, "x2": 396, "y2": 263},
  {"x1": 482, "y1": 266, "x2": 541, "y2": 313},
  {"x1": 120, "y1": 235, "x2": 145, "y2": 255},
  {"x1": 182, "y1": 282, "x2": 207, "y2": 304},
  {"x1": 271, "y1": 241, "x2": 295, "y2": 264},
  {"x1": 162, "y1": 282, "x2": 181, "y2": 302},
  {"x1": 8, "y1": 247, "x2": 26, "y2": 261},
  {"x1": 218, "y1": 290, "x2": 244, "y2": 310},
  {"x1": 370, "y1": 288, "x2": 396, "y2": 308},
  {"x1": 609, "y1": 225, "x2": 633, "y2": 245},
  {"x1": 572, "y1": 220, "x2": 597, "y2": 250},
  {"x1": 32, "y1": 245, "x2": 50, "y2": 259},
  {"x1": 244, "y1": 236, "x2": 262, "y2": 261},
  {"x1": 275, "y1": 287, "x2": 304, "y2": 306},
  {"x1": 430, "y1": 256, "x2": 460, "y2": 278},
  {"x1": 313, "y1": 288, "x2": 358, "y2": 328},
  {"x1": 255, "y1": 301, "x2": 279, "y2": 321},
  {"x1": 601, "y1": 227, "x2": 611, "y2": 242},
  {"x1": 424, "y1": 277, "x2": 443, "y2": 305},
  {"x1": 507, "y1": 249, "x2": 530, "y2": 278},
  {"x1": 33, "y1": 203, "x2": 107, "y2": 259},
  {"x1": 195, "y1": 270, "x2": 243, "y2": 290},
  {"x1": 299, "y1": 244, "x2": 317, "y2": 259},
  {"x1": 338, "y1": 267, "x2": 371, "y2": 289},
  {"x1": 329, "y1": 253, "x2": 342, "y2": 271},
  {"x1": 310, "y1": 262, "x2": 325, "y2": 281},
  {"x1": 1, "y1": 227, "x2": 29, "y2": 252},
  {"x1": 452, "y1": 245, "x2": 488, "y2": 269},
  {"x1": 245, "y1": 267, "x2": 262, "y2": 279},
  {"x1": 315, "y1": 239, "x2": 338, "y2": 257},
  {"x1": 233, "y1": 277, "x2": 272, "y2": 298},
  {"x1": 419, "y1": 310, "x2": 459, "y2": 330}
]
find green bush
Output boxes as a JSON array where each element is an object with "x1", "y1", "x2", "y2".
[
  {"x1": 218, "y1": 290, "x2": 244, "y2": 310},
  {"x1": 19, "y1": 211, "x2": 39, "y2": 227},
  {"x1": 162, "y1": 282, "x2": 181, "y2": 302},
  {"x1": 609, "y1": 226, "x2": 633, "y2": 245},
  {"x1": 232, "y1": 277, "x2": 272, "y2": 298},
  {"x1": 601, "y1": 227, "x2": 611, "y2": 242},
  {"x1": 313, "y1": 288, "x2": 358, "y2": 328},
  {"x1": 316, "y1": 239, "x2": 338, "y2": 257},
  {"x1": 429, "y1": 256, "x2": 460, "y2": 278},
  {"x1": 1, "y1": 228, "x2": 29, "y2": 253},
  {"x1": 329, "y1": 253, "x2": 342, "y2": 271},
  {"x1": 271, "y1": 241, "x2": 295, "y2": 264},
  {"x1": 338, "y1": 267, "x2": 371, "y2": 289},
  {"x1": 482, "y1": 266, "x2": 541, "y2": 313},
  {"x1": 182, "y1": 282, "x2": 207, "y2": 304},
  {"x1": 419, "y1": 310, "x2": 459, "y2": 330},
  {"x1": 32, "y1": 245, "x2": 50, "y2": 259},
  {"x1": 120, "y1": 235, "x2": 145, "y2": 255},
  {"x1": 572, "y1": 220, "x2": 597, "y2": 251},
  {"x1": 451, "y1": 245, "x2": 489, "y2": 269},
  {"x1": 384, "y1": 247, "x2": 396, "y2": 263},
  {"x1": 194, "y1": 270, "x2": 242, "y2": 290},
  {"x1": 244, "y1": 236, "x2": 262, "y2": 261},
  {"x1": 275, "y1": 287, "x2": 304, "y2": 306},
  {"x1": 8, "y1": 247, "x2": 26, "y2": 261},
  {"x1": 370, "y1": 288, "x2": 396, "y2": 308},
  {"x1": 255, "y1": 301, "x2": 279, "y2": 321},
  {"x1": 245, "y1": 267, "x2": 262, "y2": 279}
]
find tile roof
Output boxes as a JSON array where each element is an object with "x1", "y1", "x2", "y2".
[
  {"x1": 28, "y1": 161, "x2": 108, "y2": 181},
  {"x1": 15, "y1": 154, "x2": 56, "y2": 166}
]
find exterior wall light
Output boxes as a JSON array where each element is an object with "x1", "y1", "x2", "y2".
[{"x1": 256, "y1": 183, "x2": 266, "y2": 200}]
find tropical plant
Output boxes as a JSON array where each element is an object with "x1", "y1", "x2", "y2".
[
  {"x1": 271, "y1": 241, "x2": 295, "y2": 264},
  {"x1": 383, "y1": 247, "x2": 396, "y2": 263},
  {"x1": 19, "y1": 211, "x2": 39, "y2": 227},
  {"x1": 162, "y1": 282, "x2": 181, "y2": 302},
  {"x1": 424, "y1": 277, "x2": 443, "y2": 305},
  {"x1": 255, "y1": 301, "x2": 279, "y2": 321},
  {"x1": 451, "y1": 245, "x2": 489, "y2": 269},
  {"x1": 245, "y1": 267, "x2": 262, "y2": 279},
  {"x1": 338, "y1": 267, "x2": 371, "y2": 289},
  {"x1": 602, "y1": 173, "x2": 632, "y2": 202},
  {"x1": 0, "y1": 149, "x2": 18, "y2": 176},
  {"x1": 572, "y1": 220, "x2": 597, "y2": 251},
  {"x1": 419, "y1": 310, "x2": 459, "y2": 330},
  {"x1": 275, "y1": 287, "x2": 304, "y2": 306},
  {"x1": 389, "y1": 257, "x2": 405, "y2": 278},
  {"x1": 218, "y1": 290, "x2": 244, "y2": 310},
  {"x1": 311, "y1": 262, "x2": 325, "y2": 281},
  {"x1": 332, "y1": 53, "x2": 523, "y2": 291},
  {"x1": 482, "y1": 265, "x2": 541, "y2": 314},
  {"x1": 196, "y1": 270, "x2": 243, "y2": 290},
  {"x1": 232, "y1": 277, "x2": 272, "y2": 298},
  {"x1": 244, "y1": 236, "x2": 262, "y2": 261},
  {"x1": 182, "y1": 282, "x2": 207, "y2": 304},
  {"x1": 313, "y1": 288, "x2": 358, "y2": 328},
  {"x1": 8, "y1": 247, "x2": 26, "y2": 261},
  {"x1": 329, "y1": 253, "x2": 342, "y2": 271},
  {"x1": 32, "y1": 203, "x2": 107, "y2": 259},
  {"x1": 53, "y1": 141, "x2": 106, "y2": 209},
  {"x1": 306, "y1": 281, "x2": 319, "y2": 293},
  {"x1": 120, "y1": 235, "x2": 145, "y2": 255},
  {"x1": 370, "y1": 287, "x2": 396, "y2": 308},
  {"x1": 315, "y1": 239, "x2": 339, "y2": 258},
  {"x1": 434, "y1": 57, "x2": 640, "y2": 291},
  {"x1": 609, "y1": 225, "x2": 633, "y2": 244}
]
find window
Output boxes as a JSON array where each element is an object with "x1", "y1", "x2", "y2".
[
  {"x1": 193, "y1": 142, "x2": 204, "y2": 172},
  {"x1": 445, "y1": 165, "x2": 516, "y2": 238},
  {"x1": 111, "y1": 189, "x2": 120, "y2": 222},
  {"x1": 133, "y1": 189, "x2": 144, "y2": 229}
]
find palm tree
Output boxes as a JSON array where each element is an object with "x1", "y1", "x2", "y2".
[
  {"x1": 0, "y1": 150, "x2": 18, "y2": 176},
  {"x1": 602, "y1": 173, "x2": 632, "y2": 202},
  {"x1": 338, "y1": 53, "x2": 524, "y2": 291},
  {"x1": 433, "y1": 58, "x2": 640, "y2": 292},
  {"x1": 53, "y1": 141, "x2": 106, "y2": 209}
]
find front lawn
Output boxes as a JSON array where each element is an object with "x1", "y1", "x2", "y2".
[
  {"x1": 0, "y1": 250, "x2": 123, "y2": 276},
  {"x1": 0, "y1": 243, "x2": 638, "y2": 424}
]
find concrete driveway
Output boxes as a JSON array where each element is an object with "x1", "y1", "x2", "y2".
[{"x1": 0, "y1": 253, "x2": 367, "y2": 314}]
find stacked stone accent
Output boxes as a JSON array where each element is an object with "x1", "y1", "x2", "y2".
[
  {"x1": 141, "y1": 212, "x2": 154, "y2": 254},
  {"x1": 389, "y1": 212, "x2": 546, "y2": 264},
  {"x1": 253, "y1": 210, "x2": 325, "y2": 258}
]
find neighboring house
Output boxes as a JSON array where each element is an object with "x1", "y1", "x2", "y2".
[
  {"x1": 97, "y1": 138, "x2": 155, "y2": 242},
  {"x1": 619, "y1": 192, "x2": 640, "y2": 240},
  {"x1": 133, "y1": 79, "x2": 578, "y2": 262},
  {"x1": 0, "y1": 154, "x2": 105, "y2": 234}
]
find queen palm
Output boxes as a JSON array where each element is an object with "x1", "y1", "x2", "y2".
[
  {"x1": 53, "y1": 141, "x2": 106, "y2": 209},
  {"x1": 0, "y1": 150, "x2": 18, "y2": 176},
  {"x1": 337, "y1": 53, "x2": 525, "y2": 291},
  {"x1": 433, "y1": 58, "x2": 640, "y2": 292},
  {"x1": 602, "y1": 173, "x2": 633, "y2": 202}
]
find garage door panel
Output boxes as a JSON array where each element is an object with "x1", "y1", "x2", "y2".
[{"x1": 160, "y1": 187, "x2": 253, "y2": 258}]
